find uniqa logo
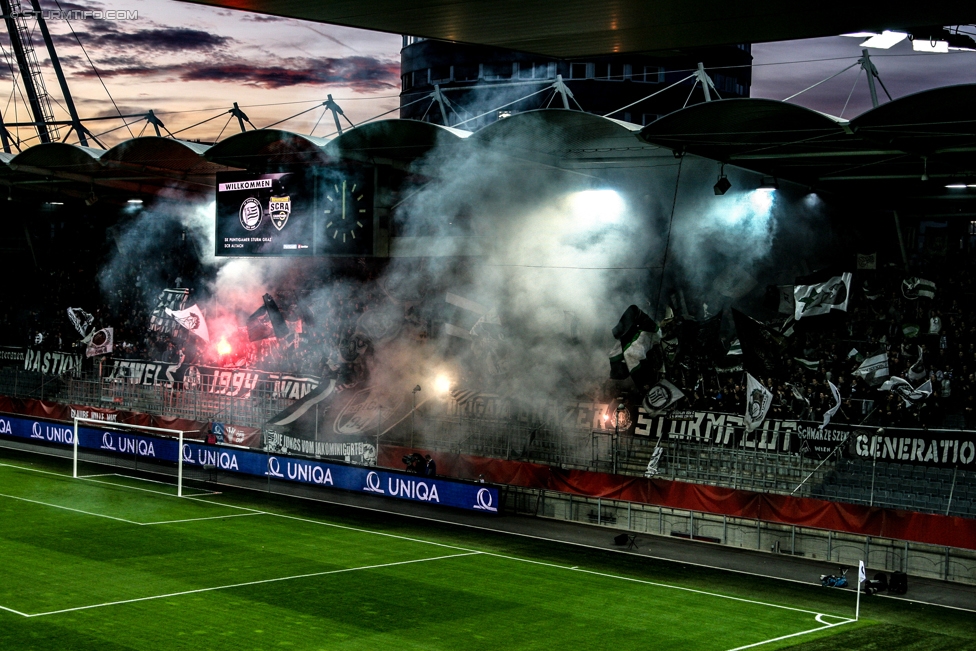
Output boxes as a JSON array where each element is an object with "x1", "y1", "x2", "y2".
[
  {"x1": 266, "y1": 456, "x2": 285, "y2": 478},
  {"x1": 285, "y1": 460, "x2": 333, "y2": 485},
  {"x1": 363, "y1": 470, "x2": 384, "y2": 493},
  {"x1": 182, "y1": 445, "x2": 239, "y2": 470},
  {"x1": 31, "y1": 422, "x2": 44, "y2": 439},
  {"x1": 387, "y1": 477, "x2": 440, "y2": 502},
  {"x1": 473, "y1": 488, "x2": 497, "y2": 512},
  {"x1": 42, "y1": 425, "x2": 73, "y2": 444},
  {"x1": 0, "y1": 418, "x2": 10, "y2": 434},
  {"x1": 102, "y1": 433, "x2": 155, "y2": 457}
]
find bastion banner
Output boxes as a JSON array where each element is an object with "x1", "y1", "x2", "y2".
[
  {"x1": 0, "y1": 346, "x2": 88, "y2": 377},
  {"x1": 0, "y1": 413, "x2": 498, "y2": 513}
]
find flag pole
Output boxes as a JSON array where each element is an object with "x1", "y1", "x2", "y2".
[{"x1": 856, "y1": 559, "x2": 864, "y2": 620}]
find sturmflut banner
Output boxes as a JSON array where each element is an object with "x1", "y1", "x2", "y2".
[{"x1": 0, "y1": 414, "x2": 499, "y2": 513}]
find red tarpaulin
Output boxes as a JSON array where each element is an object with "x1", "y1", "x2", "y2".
[{"x1": 381, "y1": 445, "x2": 976, "y2": 551}]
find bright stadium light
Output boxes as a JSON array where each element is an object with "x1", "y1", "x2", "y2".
[
  {"x1": 913, "y1": 39, "x2": 949, "y2": 53},
  {"x1": 434, "y1": 374, "x2": 452, "y2": 395},
  {"x1": 569, "y1": 189, "x2": 625, "y2": 225},
  {"x1": 859, "y1": 31, "x2": 908, "y2": 49}
]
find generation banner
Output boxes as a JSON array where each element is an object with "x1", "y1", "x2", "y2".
[
  {"x1": 849, "y1": 429, "x2": 976, "y2": 469},
  {"x1": 0, "y1": 413, "x2": 498, "y2": 513}
]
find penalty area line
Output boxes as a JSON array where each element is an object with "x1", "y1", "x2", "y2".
[
  {"x1": 141, "y1": 512, "x2": 265, "y2": 526},
  {"x1": 25, "y1": 551, "x2": 482, "y2": 618}
]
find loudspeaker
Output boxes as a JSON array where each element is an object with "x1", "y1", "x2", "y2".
[
  {"x1": 889, "y1": 571, "x2": 908, "y2": 595},
  {"x1": 614, "y1": 533, "x2": 630, "y2": 546}
]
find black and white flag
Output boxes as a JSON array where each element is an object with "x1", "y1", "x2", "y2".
[
  {"x1": 86, "y1": 327, "x2": 114, "y2": 358},
  {"x1": 853, "y1": 353, "x2": 889, "y2": 386},
  {"x1": 907, "y1": 346, "x2": 926, "y2": 383},
  {"x1": 642, "y1": 379, "x2": 685, "y2": 416},
  {"x1": 66, "y1": 307, "x2": 94, "y2": 339},
  {"x1": 856, "y1": 253, "x2": 877, "y2": 270},
  {"x1": 165, "y1": 304, "x2": 210, "y2": 342},
  {"x1": 744, "y1": 373, "x2": 773, "y2": 432},
  {"x1": 794, "y1": 272, "x2": 852, "y2": 320},
  {"x1": 879, "y1": 376, "x2": 933, "y2": 406},
  {"x1": 821, "y1": 380, "x2": 841, "y2": 429},
  {"x1": 609, "y1": 305, "x2": 660, "y2": 389},
  {"x1": 902, "y1": 277, "x2": 936, "y2": 300},
  {"x1": 644, "y1": 446, "x2": 664, "y2": 478}
]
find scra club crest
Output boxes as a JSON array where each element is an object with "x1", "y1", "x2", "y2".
[{"x1": 270, "y1": 196, "x2": 291, "y2": 230}]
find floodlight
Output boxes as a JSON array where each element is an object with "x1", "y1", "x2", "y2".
[
  {"x1": 758, "y1": 176, "x2": 778, "y2": 191},
  {"x1": 127, "y1": 199, "x2": 144, "y2": 204},
  {"x1": 714, "y1": 164, "x2": 731, "y2": 195},
  {"x1": 841, "y1": 32, "x2": 880, "y2": 38},
  {"x1": 860, "y1": 31, "x2": 908, "y2": 49},
  {"x1": 945, "y1": 184, "x2": 968, "y2": 189}
]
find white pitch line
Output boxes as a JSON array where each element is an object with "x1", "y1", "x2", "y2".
[
  {"x1": 26, "y1": 551, "x2": 482, "y2": 618},
  {"x1": 0, "y1": 604, "x2": 30, "y2": 618},
  {"x1": 184, "y1": 495, "x2": 477, "y2": 554},
  {"x1": 477, "y1": 549, "x2": 844, "y2": 618},
  {"x1": 79, "y1": 476, "x2": 215, "y2": 499},
  {"x1": 725, "y1": 617, "x2": 855, "y2": 651},
  {"x1": 141, "y1": 512, "x2": 264, "y2": 526},
  {"x1": 0, "y1": 492, "x2": 141, "y2": 525}
]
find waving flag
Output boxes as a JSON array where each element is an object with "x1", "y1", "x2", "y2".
[
  {"x1": 822, "y1": 381, "x2": 841, "y2": 429},
  {"x1": 609, "y1": 305, "x2": 660, "y2": 389},
  {"x1": 744, "y1": 373, "x2": 773, "y2": 432},
  {"x1": 165, "y1": 304, "x2": 210, "y2": 342},
  {"x1": 794, "y1": 272, "x2": 852, "y2": 319}
]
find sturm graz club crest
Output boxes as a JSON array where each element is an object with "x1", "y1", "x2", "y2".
[
  {"x1": 748, "y1": 388, "x2": 767, "y2": 420},
  {"x1": 239, "y1": 197, "x2": 262, "y2": 231},
  {"x1": 644, "y1": 384, "x2": 673, "y2": 411},
  {"x1": 269, "y1": 195, "x2": 291, "y2": 231}
]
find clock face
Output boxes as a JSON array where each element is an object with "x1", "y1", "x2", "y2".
[{"x1": 323, "y1": 179, "x2": 369, "y2": 245}]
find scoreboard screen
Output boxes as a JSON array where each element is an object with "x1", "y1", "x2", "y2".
[{"x1": 215, "y1": 166, "x2": 373, "y2": 257}]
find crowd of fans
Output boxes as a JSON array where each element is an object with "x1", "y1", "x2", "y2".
[
  {"x1": 667, "y1": 262, "x2": 976, "y2": 429},
  {"x1": 2, "y1": 211, "x2": 974, "y2": 432}
]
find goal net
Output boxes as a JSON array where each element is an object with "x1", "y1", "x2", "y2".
[{"x1": 72, "y1": 418, "x2": 200, "y2": 497}]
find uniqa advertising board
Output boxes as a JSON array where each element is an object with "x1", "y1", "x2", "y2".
[{"x1": 0, "y1": 414, "x2": 498, "y2": 513}]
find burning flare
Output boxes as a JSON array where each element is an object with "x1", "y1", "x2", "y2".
[{"x1": 216, "y1": 337, "x2": 232, "y2": 356}]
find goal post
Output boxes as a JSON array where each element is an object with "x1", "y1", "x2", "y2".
[{"x1": 72, "y1": 417, "x2": 190, "y2": 497}]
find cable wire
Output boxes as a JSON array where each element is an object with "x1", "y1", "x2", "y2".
[{"x1": 53, "y1": 0, "x2": 133, "y2": 138}]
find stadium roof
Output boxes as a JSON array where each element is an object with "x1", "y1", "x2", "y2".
[
  {"x1": 638, "y1": 84, "x2": 976, "y2": 214},
  {"x1": 169, "y1": 0, "x2": 976, "y2": 58},
  {"x1": 3, "y1": 91, "x2": 975, "y2": 213}
]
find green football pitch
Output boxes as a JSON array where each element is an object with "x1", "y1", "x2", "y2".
[{"x1": 1, "y1": 448, "x2": 974, "y2": 651}]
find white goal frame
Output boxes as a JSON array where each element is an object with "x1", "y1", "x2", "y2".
[{"x1": 72, "y1": 418, "x2": 190, "y2": 497}]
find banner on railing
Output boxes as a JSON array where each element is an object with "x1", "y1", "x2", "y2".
[
  {"x1": 849, "y1": 429, "x2": 976, "y2": 469},
  {"x1": 102, "y1": 358, "x2": 321, "y2": 400},
  {"x1": 0, "y1": 413, "x2": 498, "y2": 512},
  {"x1": 0, "y1": 346, "x2": 87, "y2": 377},
  {"x1": 633, "y1": 407, "x2": 976, "y2": 468}
]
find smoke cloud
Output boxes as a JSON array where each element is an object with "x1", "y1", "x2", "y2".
[{"x1": 96, "y1": 115, "x2": 831, "y2": 410}]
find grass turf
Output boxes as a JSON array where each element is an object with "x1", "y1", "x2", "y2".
[{"x1": 0, "y1": 447, "x2": 973, "y2": 651}]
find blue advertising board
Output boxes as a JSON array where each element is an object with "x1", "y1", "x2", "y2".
[{"x1": 0, "y1": 413, "x2": 499, "y2": 514}]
